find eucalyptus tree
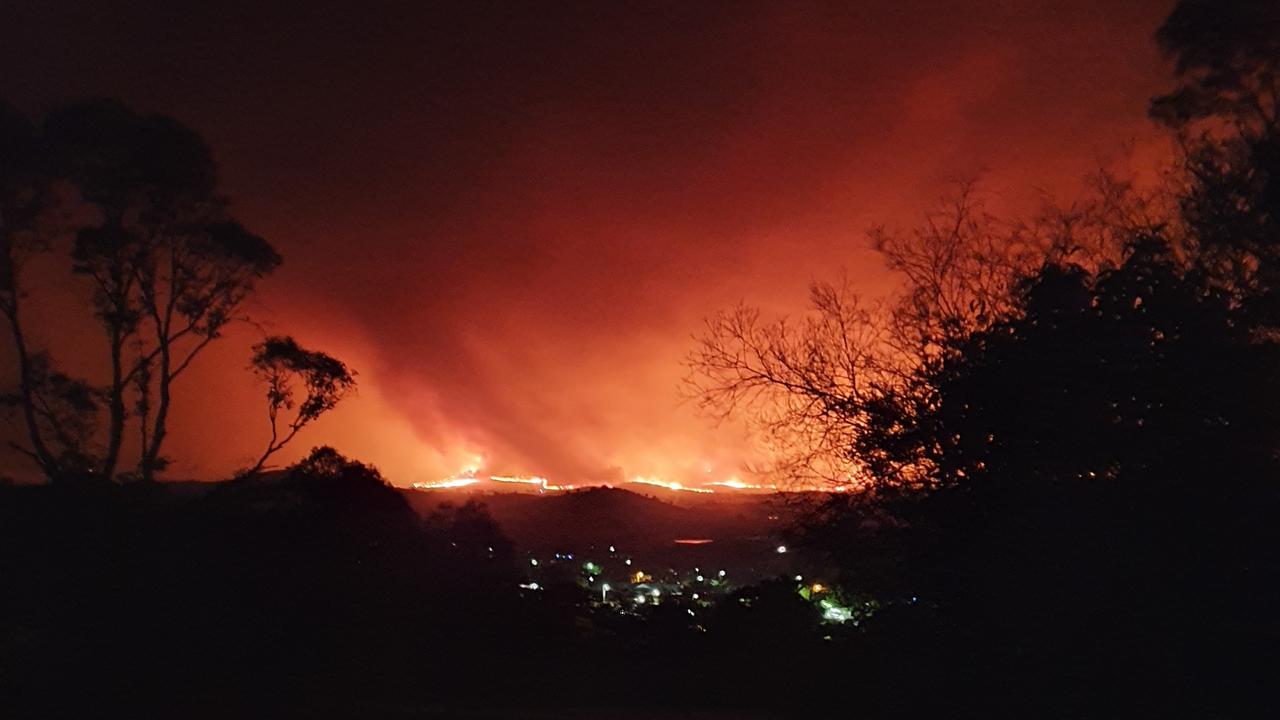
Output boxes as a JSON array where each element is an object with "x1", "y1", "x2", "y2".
[
  {"x1": 243, "y1": 335, "x2": 355, "y2": 478},
  {"x1": 48, "y1": 100, "x2": 283, "y2": 480}
]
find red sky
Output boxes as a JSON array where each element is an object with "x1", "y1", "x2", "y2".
[{"x1": 2, "y1": 0, "x2": 1175, "y2": 487}]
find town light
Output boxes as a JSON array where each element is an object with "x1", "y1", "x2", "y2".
[{"x1": 821, "y1": 602, "x2": 853, "y2": 623}]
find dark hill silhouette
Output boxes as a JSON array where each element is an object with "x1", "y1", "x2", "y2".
[
  {"x1": 400, "y1": 486, "x2": 814, "y2": 584},
  {"x1": 404, "y1": 485, "x2": 774, "y2": 549}
]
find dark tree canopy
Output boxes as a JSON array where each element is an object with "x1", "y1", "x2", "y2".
[
  {"x1": 686, "y1": 4, "x2": 1280, "y2": 710},
  {"x1": 244, "y1": 336, "x2": 356, "y2": 477},
  {"x1": 1151, "y1": 0, "x2": 1280, "y2": 328},
  {"x1": 0, "y1": 352, "x2": 103, "y2": 475},
  {"x1": 1, "y1": 102, "x2": 69, "y2": 480},
  {"x1": 1151, "y1": 0, "x2": 1280, "y2": 131},
  {"x1": 44, "y1": 98, "x2": 217, "y2": 210},
  {"x1": 1, "y1": 99, "x2": 289, "y2": 483}
]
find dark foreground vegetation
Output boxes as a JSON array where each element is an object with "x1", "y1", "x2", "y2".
[
  {"x1": 1, "y1": 450, "x2": 854, "y2": 718},
  {"x1": 3, "y1": 445, "x2": 1275, "y2": 717},
  {"x1": 4, "y1": 0, "x2": 1280, "y2": 717}
]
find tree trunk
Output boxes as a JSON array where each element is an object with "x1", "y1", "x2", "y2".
[
  {"x1": 4, "y1": 308, "x2": 60, "y2": 482},
  {"x1": 100, "y1": 329, "x2": 125, "y2": 480},
  {"x1": 140, "y1": 338, "x2": 171, "y2": 482}
]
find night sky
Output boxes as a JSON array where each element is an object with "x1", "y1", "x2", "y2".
[{"x1": 1, "y1": 0, "x2": 1173, "y2": 485}]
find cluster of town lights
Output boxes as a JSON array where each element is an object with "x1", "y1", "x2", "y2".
[{"x1": 516, "y1": 543, "x2": 864, "y2": 626}]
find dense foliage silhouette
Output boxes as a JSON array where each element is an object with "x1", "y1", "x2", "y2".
[
  {"x1": 687, "y1": 0, "x2": 1280, "y2": 714},
  {"x1": 0, "y1": 100, "x2": 348, "y2": 485}
]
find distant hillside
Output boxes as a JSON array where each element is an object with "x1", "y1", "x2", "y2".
[{"x1": 402, "y1": 485, "x2": 784, "y2": 552}]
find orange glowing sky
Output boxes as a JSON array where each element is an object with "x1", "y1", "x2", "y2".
[{"x1": 2, "y1": 0, "x2": 1174, "y2": 487}]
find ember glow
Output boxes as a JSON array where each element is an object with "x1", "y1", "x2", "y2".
[
  {"x1": 413, "y1": 467, "x2": 782, "y2": 494},
  {"x1": 489, "y1": 475, "x2": 577, "y2": 492},
  {"x1": 707, "y1": 478, "x2": 777, "y2": 491},
  {"x1": 411, "y1": 475, "x2": 480, "y2": 490},
  {"x1": 627, "y1": 477, "x2": 715, "y2": 494},
  {"x1": 411, "y1": 455, "x2": 771, "y2": 494}
]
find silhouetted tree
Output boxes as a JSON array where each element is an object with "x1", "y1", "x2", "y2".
[
  {"x1": 279, "y1": 445, "x2": 413, "y2": 522},
  {"x1": 710, "y1": 578, "x2": 819, "y2": 643},
  {"x1": 687, "y1": 4, "x2": 1280, "y2": 710},
  {"x1": 685, "y1": 187, "x2": 1069, "y2": 488},
  {"x1": 689, "y1": 1, "x2": 1280, "y2": 510},
  {"x1": 2, "y1": 100, "x2": 290, "y2": 483},
  {"x1": 1152, "y1": 0, "x2": 1280, "y2": 327},
  {"x1": 1151, "y1": 0, "x2": 1279, "y2": 134},
  {"x1": 43, "y1": 100, "x2": 282, "y2": 481},
  {"x1": 243, "y1": 336, "x2": 356, "y2": 477},
  {"x1": 0, "y1": 102, "x2": 98, "y2": 483},
  {"x1": 0, "y1": 353, "x2": 103, "y2": 477},
  {"x1": 1, "y1": 103, "x2": 53, "y2": 476},
  {"x1": 426, "y1": 499, "x2": 513, "y2": 563}
]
